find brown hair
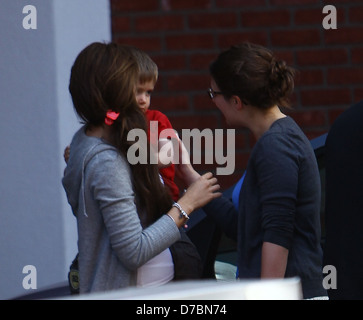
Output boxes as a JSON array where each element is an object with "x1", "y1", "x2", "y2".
[
  {"x1": 210, "y1": 42, "x2": 295, "y2": 109},
  {"x1": 128, "y1": 45, "x2": 158, "y2": 85},
  {"x1": 69, "y1": 42, "x2": 172, "y2": 225}
]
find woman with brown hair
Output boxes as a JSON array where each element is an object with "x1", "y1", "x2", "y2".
[
  {"x1": 62, "y1": 42, "x2": 221, "y2": 294},
  {"x1": 180, "y1": 42, "x2": 327, "y2": 299}
]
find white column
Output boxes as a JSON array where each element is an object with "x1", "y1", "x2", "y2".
[{"x1": 0, "y1": 0, "x2": 111, "y2": 299}]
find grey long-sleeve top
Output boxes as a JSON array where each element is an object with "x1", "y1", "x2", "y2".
[{"x1": 62, "y1": 126, "x2": 180, "y2": 294}]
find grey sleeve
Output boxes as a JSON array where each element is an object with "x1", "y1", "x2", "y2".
[{"x1": 87, "y1": 150, "x2": 180, "y2": 270}]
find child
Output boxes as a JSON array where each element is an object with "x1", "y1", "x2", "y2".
[
  {"x1": 131, "y1": 46, "x2": 180, "y2": 201},
  {"x1": 65, "y1": 46, "x2": 180, "y2": 201}
]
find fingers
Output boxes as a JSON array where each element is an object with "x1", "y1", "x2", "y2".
[
  {"x1": 180, "y1": 171, "x2": 222, "y2": 211},
  {"x1": 201, "y1": 172, "x2": 221, "y2": 193},
  {"x1": 201, "y1": 171, "x2": 214, "y2": 179},
  {"x1": 210, "y1": 183, "x2": 221, "y2": 192},
  {"x1": 211, "y1": 191, "x2": 222, "y2": 199},
  {"x1": 201, "y1": 172, "x2": 219, "y2": 186}
]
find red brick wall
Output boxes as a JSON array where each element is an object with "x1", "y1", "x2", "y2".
[{"x1": 111, "y1": 0, "x2": 363, "y2": 189}]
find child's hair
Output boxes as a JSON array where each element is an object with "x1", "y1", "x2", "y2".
[
  {"x1": 210, "y1": 42, "x2": 296, "y2": 109},
  {"x1": 128, "y1": 46, "x2": 158, "y2": 85},
  {"x1": 69, "y1": 42, "x2": 172, "y2": 225}
]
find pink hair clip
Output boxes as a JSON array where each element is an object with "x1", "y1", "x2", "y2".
[{"x1": 105, "y1": 110, "x2": 120, "y2": 125}]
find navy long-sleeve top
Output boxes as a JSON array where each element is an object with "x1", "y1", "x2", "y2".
[{"x1": 204, "y1": 116, "x2": 327, "y2": 299}]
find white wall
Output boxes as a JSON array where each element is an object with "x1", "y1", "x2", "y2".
[{"x1": 0, "y1": 0, "x2": 111, "y2": 299}]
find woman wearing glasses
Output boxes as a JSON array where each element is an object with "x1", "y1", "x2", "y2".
[{"x1": 181, "y1": 42, "x2": 327, "y2": 299}]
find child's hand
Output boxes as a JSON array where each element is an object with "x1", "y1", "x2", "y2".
[{"x1": 64, "y1": 145, "x2": 70, "y2": 164}]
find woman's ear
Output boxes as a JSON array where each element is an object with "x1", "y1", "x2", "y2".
[{"x1": 231, "y1": 95, "x2": 244, "y2": 110}]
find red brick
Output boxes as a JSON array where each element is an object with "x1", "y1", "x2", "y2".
[
  {"x1": 274, "y1": 50, "x2": 294, "y2": 65},
  {"x1": 295, "y1": 69, "x2": 324, "y2": 86},
  {"x1": 289, "y1": 110, "x2": 326, "y2": 128},
  {"x1": 295, "y1": 8, "x2": 324, "y2": 25},
  {"x1": 153, "y1": 80, "x2": 164, "y2": 92},
  {"x1": 270, "y1": 0, "x2": 319, "y2": 4},
  {"x1": 324, "y1": 27, "x2": 363, "y2": 45},
  {"x1": 151, "y1": 95, "x2": 189, "y2": 112},
  {"x1": 193, "y1": 94, "x2": 216, "y2": 111},
  {"x1": 331, "y1": 0, "x2": 363, "y2": 3},
  {"x1": 108, "y1": 0, "x2": 361, "y2": 166},
  {"x1": 216, "y1": 0, "x2": 265, "y2": 7},
  {"x1": 351, "y1": 47, "x2": 363, "y2": 64},
  {"x1": 241, "y1": 10, "x2": 290, "y2": 27},
  {"x1": 354, "y1": 88, "x2": 363, "y2": 102},
  {"x1": 327, "y1": 67, "x2": 363, "y2": 85},
  {"x1": 296, "y1": 49, "x2": 348, "y2": 66},
  {"x1": 152, "y1": 54, "x2": 187, "y2": 71},
  {"x1": 166, "y1": 34, "x2": 214, "y2": 51},
  {"x1": 113, "y1": 36, "x2": 162, "y2": 52},
  {"x1": 218, "y1": 31, "x2": 268, "y2": 49},
  {"x1": 111, "y1": 0, "x2": 159, "y2": 12},
  {"x1": 168, "y1": 115, "x2": 219, "y2": 131},
  {"x1": 190, "y1": 53, "x2": 218, "y2": 70},
  {"x1": 295, "y1": 7, "x2": 345, "y2": 25},
  {"x1": 189, "y1": 13, "x2": 238, "y2": 29},
  {"x1": 134, "y1": 15, "x2": 184, "y2": 32},
  {"x1": 167, "y1": 74, "x2": 210, "y2": 91},
  {"x1": 112, "y1": 16, "x2": 130, "y2": 33},
  {"x1": 290, "y1": 92, "x2": 299, "y2": 107},
  {"x1": 271, "y1": 29, "x2": 320, "y2": 46},
  {"x1": 349, "y1": 6, "x2": 363, "y2": 22},
  {"x1": 162, "y1": 0, "x2": 212, "y2": 10},
  {"x1": 301, "y1": 88, "x2": 351, "y2": 106}
]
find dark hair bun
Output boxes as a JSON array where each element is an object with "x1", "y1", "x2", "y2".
[
  {"x1": 210, "y1": 42, "x2": 296, "y2": 109},
  {"x1": 268, "y1": 59, "x2": 295, "y2": 108}
]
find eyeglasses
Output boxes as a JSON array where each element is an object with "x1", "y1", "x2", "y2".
[{"x1": 207, "y1": 88, "x2": 223, "y2": 99}]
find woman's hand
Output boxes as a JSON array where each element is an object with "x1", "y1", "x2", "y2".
[{"x1": 178, "y1": 172, "x2": 221, "y2": 215}]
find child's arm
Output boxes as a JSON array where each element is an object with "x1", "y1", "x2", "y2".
[
  {"x1": 64, "y1": 145, "x2": 70, "y2": 164},
  {"x1": 157, "y1": 138, "x2": 174, "y2": 168},
  {"x1": 174, "y1": 137, "x2": 201, "y2": 187}
]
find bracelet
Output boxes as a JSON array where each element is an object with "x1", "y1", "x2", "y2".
[{"x1": 172, "y1": 202, "x2": 189, "y2": 221}]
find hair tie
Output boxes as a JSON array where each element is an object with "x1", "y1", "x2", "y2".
[{"x1": 104, "y1": 110, "x2": 120, "y2": 125}]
